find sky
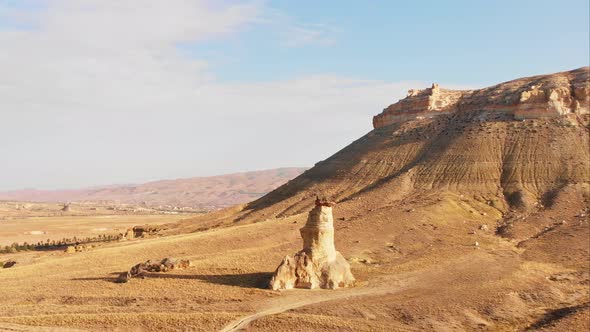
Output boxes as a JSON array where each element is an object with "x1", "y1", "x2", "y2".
[{"x1": 0, "y1": 0, "x2": 588, "y2": 190}]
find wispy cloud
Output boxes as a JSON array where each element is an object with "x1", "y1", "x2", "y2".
[
  {"x1": 257, "y1": 8, "x2": 338, "y2": 48},
  {"x1": 0, "y1": 0, "x2": 416, "y2": 190},
  {"x1": 281, "y1": 24, "x2": 336, "y2": 48}
]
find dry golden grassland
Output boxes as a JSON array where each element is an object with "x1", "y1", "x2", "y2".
[{"x1": 0, "y1": 192, "x2": 588, "y2": 331}]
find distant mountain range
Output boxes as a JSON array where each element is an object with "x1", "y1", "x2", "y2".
[{"x1": 0, "y1": 167, "x2": 307, "y2": 209}]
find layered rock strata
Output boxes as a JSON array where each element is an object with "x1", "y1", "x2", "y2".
[
  {"x1": 269, "y1": 198, "x2": 355, "y2": 290},
  {"x1": 373, "y1": 67, "x2": 590, "y2": 128}
]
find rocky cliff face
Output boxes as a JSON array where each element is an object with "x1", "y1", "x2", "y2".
[{"x1": 373, "y1": 67, "x2": 589, "y2": 128}]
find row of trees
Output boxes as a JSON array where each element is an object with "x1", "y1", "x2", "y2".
[{"x1": 0, "y1": 234, "x2": 123, "y2": 254}]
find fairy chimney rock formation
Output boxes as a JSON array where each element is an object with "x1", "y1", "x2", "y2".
[{"x1": 269, "y1": 198, "x2": 355, "y2": 290}]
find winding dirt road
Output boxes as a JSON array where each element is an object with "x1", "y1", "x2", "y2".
[{"x1": 220, "y1": 279, "x2": 407, "y2": 332}]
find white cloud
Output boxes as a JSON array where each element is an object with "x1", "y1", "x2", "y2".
[
  {"x1": 0, "y1": 0, "x2": 424, "y2": 190},
  {"x1": 257, "y1": 8, "x2": 337, "y2": 48},
  {"x1": 281, "y1": 24, "x2": 336, "y2": 48}
]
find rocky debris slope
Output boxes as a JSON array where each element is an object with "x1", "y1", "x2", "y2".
[
  {"x1": 117, "y1": 258, "x2": 192, "y2": 283},
  {"x1": 269, "y1": 198, "x2": 355, "y2": 290},
  {"x1": 373, "y1": 67, "x2": 589, "y2": 128}
]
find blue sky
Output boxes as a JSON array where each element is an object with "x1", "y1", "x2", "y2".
[
  {"x1": 0, "y1": 0, "x2": 588, "y2": 190},
  {"x1": 186, "y1": 0, "x2": 590, "y2": 85}
]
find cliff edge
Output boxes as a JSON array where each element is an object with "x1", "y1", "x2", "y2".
[{"x1": 374, "y1": 67, "x2": 590, "y2": 128}]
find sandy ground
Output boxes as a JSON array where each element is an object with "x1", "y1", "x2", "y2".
[{"x1": 1, "y1": 192, "x2": 588, "y2": 331}]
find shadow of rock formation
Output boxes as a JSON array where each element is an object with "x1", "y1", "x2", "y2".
[{"x1": 72, "y1": 272, "x2": 273, "y2": 289}]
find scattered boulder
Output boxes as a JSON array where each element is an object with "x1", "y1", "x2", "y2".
[
  {"x1": 2, "y1": 260, "x2": 16, "y2": 268},
  {"x1": 479, "y1": 224, "x2": 489, "y2": 231},
  {"x1": 116, "y1": 257, "x2": 192, "y2": 283},
  {"x1": 65, "y1": 245, "x2": 92, "y2": 253},
  {"x1": 269, "y1": 198, "x2": 355, "y2": 290},
  {"x1": 75, "y1": 245, "x2": 87, "y2": 252},
  {"x1": 123, "y1": 228, "x2": 135, "y2": 240},
  {"x1": 133, "y1": 225, "x2": 160, "y2": 238},
  {"x1": 61, "y1": 203, "x2": 71, "y2": 212}
]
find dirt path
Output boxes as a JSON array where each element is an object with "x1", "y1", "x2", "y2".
[
  {"x1": 220, "y1": 280, "x2": 406, "y2": 332},
  {"x1": 219, "y1": 249, "x2": 526, "y2": 332}
]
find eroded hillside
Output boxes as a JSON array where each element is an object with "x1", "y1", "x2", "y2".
[{"x1": 187, "y1": 68, "x2": 589, "y2": 229}]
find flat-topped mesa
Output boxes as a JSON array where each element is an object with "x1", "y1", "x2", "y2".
[
  {"x1": 269, "y1": 198, "x2": 355, "y2": 290},
  {"x1": 373, "y1": 67, "x2": 590, "y2": 129}
]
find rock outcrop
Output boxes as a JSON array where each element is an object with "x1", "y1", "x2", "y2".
[
  {"x1": 123, "y1": 228, "x2": 135, "y2": 240},
  {"x1": 373, "y1": 67, "x2": 590, "y2": 128},
  {"x1": 64, "y1": 245, "x2": 93, "y2": 253},
  {"x1": 1, "y1": 260, "x2": 17, "y2": 269},
  {"x1": 269, "y1": 198, "x2": 355, "y2": 290},
  {"x1": 132, "y1": 225, "x2": 160, "y2": 238},
  {"x1": 116, "y1": 257, "x2": 192, "y2": 283}
]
